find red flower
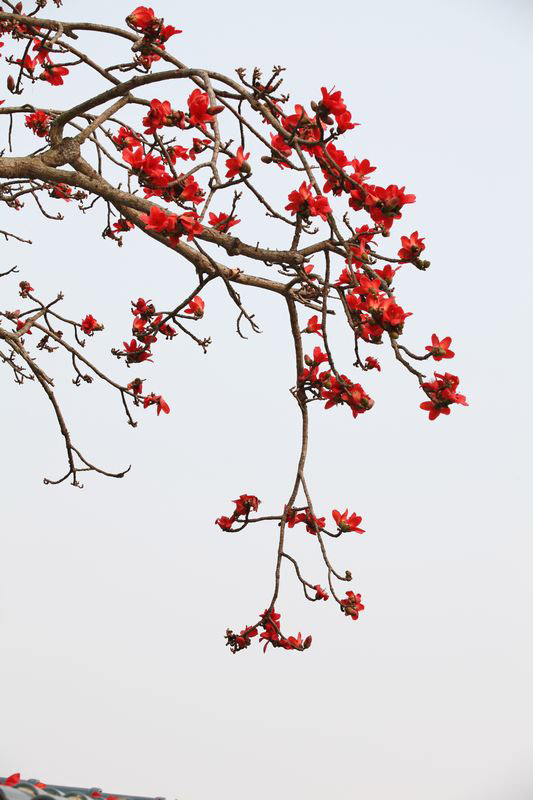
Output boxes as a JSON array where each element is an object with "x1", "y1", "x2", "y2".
[
  {"x1": 189, "y1": 137, "x2": 211, "y2": 160},
  {"x1": 285, "y1": 182, "x2": 331, "y2": 221},
  {"x1": 113, "y1": 218, "x2": 135, "y2": 234},
  {"x1": 374, "y1": 264, "x2": 398, "y2": 285},
  {"x1": 216, "y1": 515, "x2": 234, "y2": 531},
  {"x1": 113, "y1": 126, "x2": 140, "y2": 150},
  {"x1": 420, "y1": 372, "x2": 468, "y2": 420},
  {"x1": 143, "y1": 98, "x2": 173, "y2": 135},
  {"x1": 184, "y1": 295, "x2": 205, "y2": 318},
  {"x1": 139, "y1": 205, "x2": 177, "y2": 234},
  {"x1": 225, "y1": 146, "x2": 250, "y2": 179},
  {"x1": 127, "y1": 378, "x2": 144, "y2": 396},
  {"x1": 2, "y1": 775, "x2": 20, "y2": 787},
  {"x1": 286, "y1": 182, "x2": 313, "y2": 216},
  {"x1": 305, "y1": 346, "x2": 328, "y2": 367},
  {"x1": 319, "y1": 86, "x2": 347, "y2": 117},
  {"x1": 187, "y1": 89, "x2": 216, "y2": 128},
  {"x1": 81, "y1": 314, "x2": 103, "y2": 336},
  {"x1": 364, "y1": 184, "x2": 416, "y2": 230},
  {"x1": 270, "y1": 132, "x2": 292, "y2": 158},
  {"x1": 303, "y1": 315, "x2": 322, "y2": 336},
  {"x1": 314, "y1": 585, "x2": 329, "y2": 601},
  {"x1": 41, "y1": 63, "x2": 69, "y2": 86},
  {"x1": 179, "y1": 174, "x2": 205, "y2": 204},
  {"x1": 122, "y1": 146, "x2": 145, "y2": 171},
  {"x1": 230, "y1": 624, "x2": 258, "y2": 650},
  {"x1": 131, "y1": 297, "x2": 153, "y2": 316},
  {"x1": 340, "y1": 591, "x2": 365, "y2": 620},
  {"x1": 332, "y1": 509, "x2": 365, "y2": 534},
  {"x1": 19, "y1": 280, "x2": 34, "y2": 297},
  {"x1": 25, "y1": 109, "x2": 51, "y2": 137},
  {"x1": 49, "y1": 183, "x2": 72, "y2": 200},
  {"x1": 127, "y1": 6, "x2": 156, "y2": 31},
  {"x1": 425, "y1": 334, "x2": 454, "y2": 361},
  {"x1": 208, "y1": 211, "x2": 240, "y2": 232},
  {"x1": 302, "y1": 510, "x2": 325, "y2": 535},
  {"x1": 123, "y1": 339, "x2": 152, "y2": 363},
  {"x1": 380, "y1": 297, "x2": 412, "y2": 330},
  {"x1": 398, "y1": 230, "x2": 425, "y2": 261},
  {"x1": 143, "y1": 392, "x2": 170, "y2": 415},
  {"x1": 233, "y1": 494, "x2": 260, "y2": 516},
  {"x1": 159, "y1": 24, "x2": 182, "y2": 42},
  {"x1": 365, "y1": 356, "x2": 381, "y2": 371},
  {"x1": 176, "y1": 211, "x2": 203, "y2": 241}
]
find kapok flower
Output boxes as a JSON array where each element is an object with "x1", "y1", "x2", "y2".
[
  {"x1": 187, "y1": 89, "x2": 221, "y2": 128},
  {"x1": 303, "y1": 315, "x2": 322, "y2": 336},
  {"x1": 25, "y1": 109, "x2": 51, "y2": 137},
  {"x1": 127, "y1": 378, "x2": 144, "y2": 396},
  {"x1": 340, "y1": 591, "x2": 365, "y2": 620},
  {"x1": 216, "y1": 515, "x2": 235, "y2": 531},
  {"x1": 139, "y1": 205, "x2": 177, "y2": 234},
  {"x1": 233, "y1": 494, "x2": 260, "y2": 516},
  {"x1": 19, "y1": 280, "x2": 34, "y2": 297},
  {"x1": 365, "y1": 356, "x2": 381, "y2": 371},
  {"x1": 420, "y1": 372, "x2": 468, "y2": 420},
  {"x1": 332, "y1": 509, "x2": 365, "y2": 534},
  {"x1": 314, "y1": 585, "x2": 329, "y2": 601},
  {"x1": 143, "y1": 98, "x2": 173, "y2": 135},
  {"x1": 425, "y1": 334, "x2": 454, "y2": 361},
  {"x1": 184, "y1": 296, "x2": 204, "y2": 318},
  {"x1": 127, "y1": 6, "x2": 156, "y2": 31},
  {"x1": 143, "y1": 393, "x2": 170, "y2": 415},
  {"x1": 123, "y1": 339, "x2": 153, "y2": 363},
  {"x1": 81, "y1": 314, "x2": 104, "y2": 336},
  {"x1": 225, "y1": 146, "x2": 250, "y2": 179},
  {"x1": 41, "y1": 63, "x2": 69, "y2": 86},
  {"x1": 208, "y1": 211, "x2": 240, "y2": 232},
  {"x1": 285, "y1": 182, "x2": 331, "y2": 221},
  {"x1": 398, "y1": 231, "x2": 425, "y2": 261}
]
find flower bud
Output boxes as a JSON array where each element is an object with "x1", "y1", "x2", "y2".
[
  {"x1": 7, "y1": 75, "x2": 15, "y2": 92},
  {"x1": 303, "y1": 635, "x2": 313, "y2": 649},
  {"x1": 345, "y1": 570, "x2": 352, "y2": 581}
]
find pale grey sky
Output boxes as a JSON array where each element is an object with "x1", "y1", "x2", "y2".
[{"x1": 1, "y1": 1, "x2": 532, "y2": 798}]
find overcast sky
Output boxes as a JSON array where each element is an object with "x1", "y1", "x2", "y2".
[{"x1": 1, "y1": 1, "x2": 532, "y2": 798}]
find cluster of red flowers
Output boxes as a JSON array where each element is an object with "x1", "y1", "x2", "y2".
[
  {"x1": 298, "y1": 346, "x2": 374, "y2": 419},
  {"x1": 0, "y1": 5, "x2": 469, "y2": 653},
  {"x1": 420, "y1": 372, "x2": 468, "y2": 420},
  {"x1": 226, "y1": 607, "x2": 312, "y2": 654},
  {"x1": 125, "y1": 6, "x2": 181, "y2": 69},
  {"x1": 7, "y1": 34, "x2": 72, "y2": 85},
  {"x1": 24, "y1": 109, "x2": 51, "y2": 137},
  {"x1": 139, "y1": 205, "x2": 203, "y2": 242},
  {"x1": 216, "y1": 494, "x2": 260, "y2": 531},
  {"x1": 344, "y1": 272, "x2": 412, "y2": 341},
  {"x1": 314, "y1": 86, "x2": 358, "y2": 132},
  {"x1": 286, "y1": 181, "x2": 332, "y2": 221},
  {"x1": 286, "y1": 507, "x2": 364, "y2": 535}
]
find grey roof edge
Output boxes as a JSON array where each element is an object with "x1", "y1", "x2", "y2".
[{"x1": 0, "y1": 781, "x2": 165, "y2": 800}]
